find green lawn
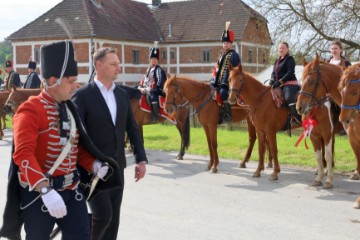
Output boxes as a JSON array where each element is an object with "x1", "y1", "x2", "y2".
[{"x1": 143, "y1": 124, "x2": 356, "y2": 173}]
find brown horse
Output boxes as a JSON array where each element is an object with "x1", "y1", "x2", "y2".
[
  {"x1": 338, "y1": 62, "x2": 360, "y2": 182},
  {"x1": 227, "y1": 64, "x2": 303, "y2": 180},
  {"x1": 3, "y1": 87, "x2": 42, "y2": 116},
  {"x1": 163, "y1": 75, "x2": 261, "y2": 173},
  {"x1": 118, "y1": 85, "x2": 190, "y2": 160},
  {"x1": 0, "y1": 90, "x2": 11, "y2": 140},
  {"x1": 338, "y1": 62, "x2": 360, "y2": 209},
  {"x1": 296, "y1": 54, "x2": 343, "y2": 189}
]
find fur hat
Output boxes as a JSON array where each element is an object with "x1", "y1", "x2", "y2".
[
  {"x1": 5, "y1": 60, "x2": 12, "y2": 68},
  {"x1": 41, "y1": 40, "x2": 77, "y2": 79},
  {"x1": 149, "y1": 41, "x2": 160, "y2": 60},
  {"x1": 28, "y1": 61, "x2": 36, "y2": 70},
  {"x1": 221, "y1": 21, "x2": 235, "y2": 43}
]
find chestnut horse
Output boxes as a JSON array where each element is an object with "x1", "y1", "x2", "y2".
[
  {"x1": 3, "y1": 87, "x2": 42, "y2": 116},
  {"x1": 163, "y1": 75, "x2": 261, "y2": 173},
  {"x1": 118, "y1": 85, "x2": 190, "y2": 160},
  {"x1": 227, "y1": 64, "x2": 303, "y2": 180},
  {"x1": 0, "y1": 90, "x2": 10, "y2": 140},
  {"x1": 296, "y1": 54, "x2": 343, "y2": 189},
  {"x1": 338, "y1": 62, "x2": 360, "y2": 208}
]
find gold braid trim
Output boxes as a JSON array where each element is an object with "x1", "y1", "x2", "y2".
[{"x1": 218, "y1": 51, "x2": 233, "y2": 84}]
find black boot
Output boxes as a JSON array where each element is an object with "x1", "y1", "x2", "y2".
[
  {"x1": 223, "y1": 102, "x2": 232, "y2": 123},
  {"x1": 151, "y1": 102, "x2": 159, "y2": 122},
  {"x1": 289, "y1": 104, "x2": 301, "y2": 126}
]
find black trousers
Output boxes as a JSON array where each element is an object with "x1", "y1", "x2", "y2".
[
  {"x1": 282, "y1": 85, "x2": 300, "y2": 105},
  {"x1": 89, "y1": 179, "x2": 124, "y2": 240},
  {"x1": 20, "y1": 187, "x2": 90, "y2": 240}
]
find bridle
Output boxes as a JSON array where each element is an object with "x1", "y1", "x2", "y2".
[
  {"x1": 298, "y1": 65, "x2": 330, "y2": 112},
  {"x1": 340, "y1": 78, "x2": 360, "y2": 111},
  {"x1": 165, "y1": 80, "x2": 213, "y2": 115},
  {"x1": 228, "y1": 72, "x2": 244, "y2": 105}
]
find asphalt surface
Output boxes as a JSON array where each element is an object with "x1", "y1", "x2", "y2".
[{"x1": 0, "y1": 128, "x2": 359, "y2": 240}]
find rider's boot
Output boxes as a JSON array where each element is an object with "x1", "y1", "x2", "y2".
[
  {"x1": 151, "y1": 102, "x2": 159, "y2": 122},
  {"x1": 289, "y1": 103, "x2": 301, "y2": 127},
  {"x1": 223, "y1": 102, "x2": 232, "y2": 123}
]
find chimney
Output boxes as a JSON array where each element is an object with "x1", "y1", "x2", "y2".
[
  {"x1": 168, "y1": 24, "x2": 172, "y2": 38},
  {"x1": 152, "y1": 0, "x2": 161, "y2": 7}
]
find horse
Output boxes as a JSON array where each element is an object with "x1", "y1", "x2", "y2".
[
  {"x1": 0, "y1": 90, "x2": 11, "y2": 140},
  {"x1": 163, "y1": 75, "x2": 262, "y2": 173},
  {"x1": 118, "y1": 84, "x2": 190, "y2": 160},
  {"x1": 338, "y1": 62, "x2": 360, "y2": 182},
  {"x1": 227, "y1": 64, "x2": 305, "y2": 180},
  {"x1": 296, "y1": 54, "x2": 343, "y2": 189},
  {"x1": 3, "y1": 87, "x2": 42, "y2": 116}
]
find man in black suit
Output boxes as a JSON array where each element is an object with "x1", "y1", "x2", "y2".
[{"x1": 72, "y1": 47, "x2": 147, "y2": 240}]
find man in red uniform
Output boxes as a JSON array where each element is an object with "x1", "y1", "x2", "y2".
[{"x1": 0, "y1": 40, "x2": 119, "y2": 240}]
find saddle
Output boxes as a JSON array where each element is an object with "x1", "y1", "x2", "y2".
[
  {"x1": 139, "y1": 94, "x2": 176, "y2": 124},
  {"x1": 212, "y1": 89, "x2": 246, "y2": 107}
]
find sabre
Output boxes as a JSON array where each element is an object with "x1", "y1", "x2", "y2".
[{"x1": 87, "y1": 162, "x2": 109, "y2": 201}]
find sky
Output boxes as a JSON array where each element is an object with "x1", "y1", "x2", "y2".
[{"x1": 0, "y1": 0, "x2": 185, "y2": 41}]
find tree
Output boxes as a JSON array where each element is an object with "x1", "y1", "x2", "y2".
[
  {"x1": 246, "y1": 0, "x2": 360, "y2": 60},
  {"x1": 0, "y1": 40, "x2": 12, "y2": 67}
]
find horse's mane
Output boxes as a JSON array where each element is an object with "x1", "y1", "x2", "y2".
[
  {"x1": 339, "y1": 62, "x2": 360, "y2": 90},
  {"x1": 302, "y1": 60, "x2": 342, "y2": 83},
  {"x1": 165, "y1": 76, "x2": 209, "y2": 91},
  {"x1": 232, "y1": 66, "x2": 265, "y2": 88}
]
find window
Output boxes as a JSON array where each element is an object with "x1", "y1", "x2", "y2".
[
  {"x1": 132, "y1": 50, "x2": 139, "y2": 64},
  {"x1": 262, "y1": 51, "x2": 266, "y2": 64},
  {"x1": 202, "y1": 50, "x2": 211, "y2": 63},
  {"x1": 247, "y1": 49, "x2": 253, "y2": 63},
  {"x1": 162, "y1": 50, "x2": 167, "y2": 60},
  {"x1": 34, "y1": 48, "x2": 40, "y2": 63},
  {"x1": 170, "y1": 50, "x2": 175, "y2": 60}
]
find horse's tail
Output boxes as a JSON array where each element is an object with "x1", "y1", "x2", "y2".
[{"x1": 182, "y1": 110, "x2": 191, "y2": 149}]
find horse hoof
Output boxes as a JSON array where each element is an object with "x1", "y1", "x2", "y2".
[
  {"x1": 312, "y1": 180, "x2": 322, "y2": 186},
  {"x1": 266, "y1": 163, "x2": 273, "y2": 169},
  {"x1": 353, "y1": 201, "x2": 360, "y2": 209},
  {"x1": 252, "y1": 172, "x2": 261, "y2": 178},
  {"x1": 210, "y1": 168, "x2": 218, "y2": 173},
  {"x1": 349, "y1": 173, "x2": 360, "y2": 181},
  {"x1": 177, "y1": 155, "x2": 183, "y2": 160},
  {"x1": 239, "y1": 163, "x2": 246, "y2": 168},
  {"x1": 323, "y1": 182, "x2": 333, "y2": 189},
  {"x1": 269, "y1": 174, "x2": 278, "y2": 181}
]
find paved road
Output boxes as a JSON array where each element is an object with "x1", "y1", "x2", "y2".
[{"x1": 0, "y1": 129, "x2": 359, "y2": 240}]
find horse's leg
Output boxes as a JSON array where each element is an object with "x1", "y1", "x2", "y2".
[
  {"x1": 265, "y1": 138, "x2": 273, "y2": 169},
  {"x1": 323, "y1": 135, "x2": 335, "y2": 189},
  {"x1": 253, "y1": 130, "x2": 266, "y2": 178},
  {"x1": 239, "y1": 117, "x2": 256, "y2": 168},
  {"x1": 208, "y1": 124, "x2": 219, "y2": 173},
  {"x1": 309, "y1": 133, "x2": 324, "y2": 186},
  {"x1": 348, "y1": 131, "x2": 360, "y2": 180},
  {"x1": 266, "y1": 130, "x2": 280, "y2": 181},
  {"x1": 175, "y1": 111, "x2": 190, "y2": 160},
  {"x1": 203, "y1": 125, "x2": 214, "y2": 171},
  {"x1": 0, "y1": 116, "x2": 3, "y2": 140},
  {"x1": 354, "y1": 196, "x2": 360, "y2": 209}
]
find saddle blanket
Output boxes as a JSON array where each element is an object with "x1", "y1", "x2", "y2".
[{"x1": 139, "y1": 95, "x2": 176, "y2": 124}]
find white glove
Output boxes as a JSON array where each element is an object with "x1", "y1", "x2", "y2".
[
  {"x1": 93, "y1": 160, "x2": 109, "y2": 180},
  {"x1": 41, "y1": 190, "x2": 67, "y2": 218}
]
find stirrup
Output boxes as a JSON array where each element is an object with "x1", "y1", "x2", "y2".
[{"x1": 290, "y1": 116, "x2": 301, "y2": 127}]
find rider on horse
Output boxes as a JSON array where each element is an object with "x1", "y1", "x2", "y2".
[
  {"x1": 138, "y1": 41, "x2": 167, "y2": 122},
  {"x1": 3, "y1": 60, "x2": 22, "y2": 90},
  {"x1": 269, "y1": 41, "x2": 301, "y2": 126},
  {"x1": 210, "y1": 21, "x2": 241, "y2": 123}
]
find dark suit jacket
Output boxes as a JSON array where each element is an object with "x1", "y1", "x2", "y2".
[{"x1": 72, "y1": 81, "x2": 147, "y2": 172}]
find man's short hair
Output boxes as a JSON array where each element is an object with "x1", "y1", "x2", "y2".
[{"x1": 93, "y1": 47, "x2": 118, "y2": 63}]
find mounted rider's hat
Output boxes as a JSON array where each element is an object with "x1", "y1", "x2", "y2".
[
  {"x1": 221, "y1": 21, "x2": 235, "y2": 43},
  {"x1": 149, "y1": 41, "x2": 160, "y2": 60},
  {"x1": 28, "y1": 59, "x2": 36, "y2": 70},
  {"x1": 41, "y1": 40, "x2": 78, "y2": 80},
  {"x1": 5, "y1": 60, "x2": 12, "y2": 68}
]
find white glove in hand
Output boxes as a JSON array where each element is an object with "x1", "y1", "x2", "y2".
[
  {"x1": 41, "y1": 190, "x2": 67, "y2": 218},
  {"x1": 93, "y1": 160, "x2": 109, "y2": 180}
]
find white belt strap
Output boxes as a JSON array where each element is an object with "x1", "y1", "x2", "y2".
[{"x1": 47, "y1": 106, "x2": 76, "y2": 175}]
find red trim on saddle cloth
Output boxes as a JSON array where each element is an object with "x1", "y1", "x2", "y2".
[
  {"x1": 13, "y1": 90, "x2": 94, "y2": 190},
  {"x1": 139, "y1": 94, "x2": 176, "y2": 124},
  {"x1": 282, "y1": 80, "x2": 298, "y2": 86},
  {"x1": 294, "y1": 108, "x2": 319, "y2": 149}
]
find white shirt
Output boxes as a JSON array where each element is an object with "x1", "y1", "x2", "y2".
[
  {"x1": 94, "y1": 79, "x2": 117, "y2": 125},
  {"x1": 329, "y1": 58, "x2": 341, "y2": 65}
]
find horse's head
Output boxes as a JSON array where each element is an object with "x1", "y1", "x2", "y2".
[
  {"x1": 297, "y1": 53, "x2": 342, "y2": 115},
  {"x1": 338, "y1": 63, "x2": 360, "y2": 124},
  {"x1": 163, "y1": 75, "x2": 183, "y2": 114},
  {"x1": 3, "y1": 87, "x2": 41, "y2": 116},
  {"x1": 228, "y1": 64, "x2": 244, "y2": 105}
]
